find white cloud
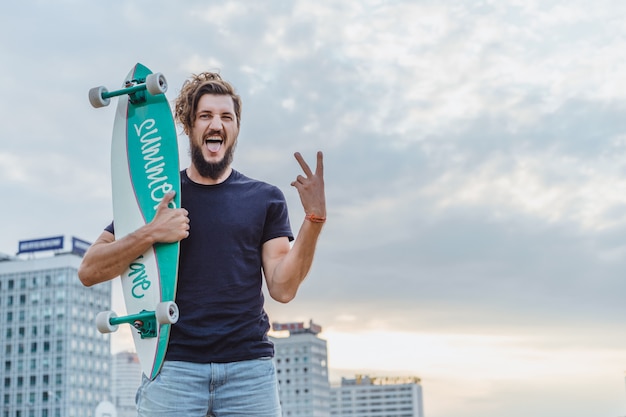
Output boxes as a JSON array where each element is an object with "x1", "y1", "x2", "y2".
[{"x1": 421, "y1": 145, "x2": 626, "y2": 231}]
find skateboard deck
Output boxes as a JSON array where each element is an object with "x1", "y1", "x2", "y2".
[{"x1": 90, "y1": 63, "x2": 180, "y2": 379}]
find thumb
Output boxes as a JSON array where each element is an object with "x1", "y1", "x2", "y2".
[{"x1": 157, "y1": 191, "x2": 176, "y2": 210}]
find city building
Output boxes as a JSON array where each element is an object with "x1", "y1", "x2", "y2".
[
  {"x1": 271, "y1": 320, "x2": 330, "y2": 417},
  {"x1": 0, "y1": 236, "x2": 112, "y2": 417},
  {"x1": 111, "y1": 352, "x2": 141, "y2": 417},
  {"x1": 330, "y1": 375, "x2": 424, "y2": 417}
]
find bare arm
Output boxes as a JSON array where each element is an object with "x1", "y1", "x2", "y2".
[
  {"x1": 78, "y1": 192, "x2": 190, "y2": 287},
  {"x1": 263, "y1": 151, "x2": 326, "y2": 303}
]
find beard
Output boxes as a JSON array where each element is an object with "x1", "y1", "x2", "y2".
[{"x1": 190, "y1": 139, "x2": 236, "y2": 180}]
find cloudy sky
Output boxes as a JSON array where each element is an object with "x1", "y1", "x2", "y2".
[{"x1": 3, "y1": 0, "x2": 626, "y2": 416}]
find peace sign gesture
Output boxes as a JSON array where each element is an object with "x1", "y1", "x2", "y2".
[{"x1": 291, "y1": 151, "x2": 326, "y2": 222}]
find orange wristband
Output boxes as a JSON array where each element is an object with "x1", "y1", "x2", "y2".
[{"x1": 305, "y1": 213, "x2": 326, "y2": 223}]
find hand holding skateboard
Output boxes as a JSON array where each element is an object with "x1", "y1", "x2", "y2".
[{"x1": 147, "y1": 192, "x2": 190, "y2": 243}]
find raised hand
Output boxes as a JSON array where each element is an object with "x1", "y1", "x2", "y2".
[{"x1": 291, "y1": 151, "x2": 326, "y2": 221}]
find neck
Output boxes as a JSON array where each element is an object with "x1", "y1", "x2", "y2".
[{"x1": 186, "y1": 165, "x2": 232, "y2": 185}]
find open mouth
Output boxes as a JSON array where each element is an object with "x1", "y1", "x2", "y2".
[{"x1": 205, "y1": 138, "x2": 223, "y2": 152}]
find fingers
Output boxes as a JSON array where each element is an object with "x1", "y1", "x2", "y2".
[
  {"x1": 291, "y1": 175, "x2": 306, "y2": 187},
  {"x1": 152, "y1": 191, "x2": 190, "y2": 241},
  {"x1": 315, "y1": 151, "x2": 324, "y2": 178},
  {"x1": 291, "y1": 151, "x2": 326, "y2": 219},
  {"x1": 294, "y1": 151, "x2": 324, "y2": 178},
  {"x1": 294, "y1": 152, "x2": 313, "y2": 177},
  {"x1": 173, "y1": 210, "x2": 190, "y2": 241}
]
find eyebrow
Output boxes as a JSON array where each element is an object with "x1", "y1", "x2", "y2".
[{"x1": 196, "y1": 109, "x2": 234, "y2": 116}]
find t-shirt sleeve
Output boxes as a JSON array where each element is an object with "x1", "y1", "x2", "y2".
[{"x1": 262, "y1": 187, "x2": 294, "y2": 243}]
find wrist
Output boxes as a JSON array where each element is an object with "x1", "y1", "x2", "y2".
[{"x1": 305, "y1": 213, "x2": 326, "y2": 223}]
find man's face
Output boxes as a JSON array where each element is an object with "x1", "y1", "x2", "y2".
[{"x1": 189, "y1": 94, "x2": 240, "y2": 180}]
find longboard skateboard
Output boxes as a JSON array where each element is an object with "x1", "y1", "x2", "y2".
[{"x1": 89, "y1": 63, "x2": 181, "y2": 379}]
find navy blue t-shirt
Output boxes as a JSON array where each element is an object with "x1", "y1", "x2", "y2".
[{"x1": 106, "y1": 169, "x2": 293, "y2": 363}]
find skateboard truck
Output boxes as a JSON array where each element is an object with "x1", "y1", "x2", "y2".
[
  {"x1": 95, "y1": 301, "x2": 179, "y2": 339},
  {"x1": 88, "y1": 72, "x2": 168, "y2": 108}
]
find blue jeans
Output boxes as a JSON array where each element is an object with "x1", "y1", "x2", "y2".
[{"x1": 136, "y1": 358, "x2": 282, "y2": 417}]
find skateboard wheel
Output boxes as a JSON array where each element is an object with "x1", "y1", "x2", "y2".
[
  {"x1": 155, "y1": 301, "x2": 179, "y2": 325},
  {"x1": 88, "y1": 86, "x2": 110, "y2": 108},
  {"x1": 146, "y1": 73, "x2": 168, "y2": 95},
  {"x1": 95, "y1": 311, "x2": 119, "y2": 333}
]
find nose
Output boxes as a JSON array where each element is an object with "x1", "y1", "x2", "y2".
[{"x1": 208, "y1": 116, "x2": 223, "y2": 131}]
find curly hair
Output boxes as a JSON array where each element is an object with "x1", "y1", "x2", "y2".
[{"x1": 174, "y1": 72, "x2": 242, "y2": 134}]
